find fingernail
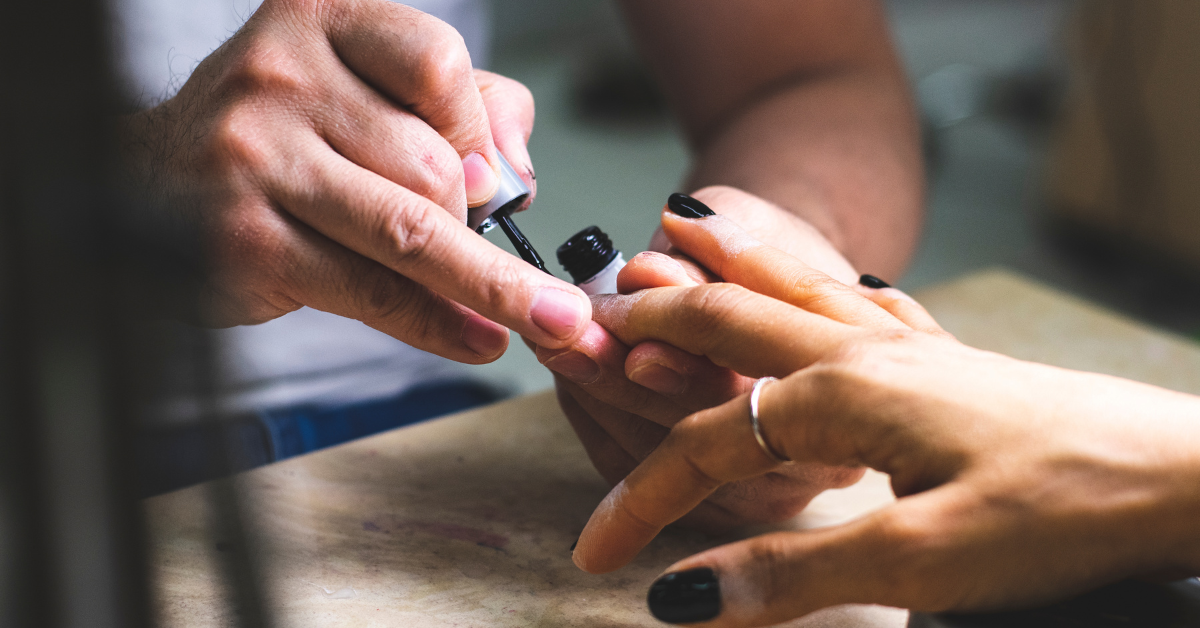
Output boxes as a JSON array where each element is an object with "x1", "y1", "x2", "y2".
[
  {"x1": 667, "y1": 193, "x2": 716, "y2": 218},
  {"x1": 462, "y1": 316, "x2": 508, "y2": 359},
  {"x1": 531, "y1": 288, "x2": 587, "y2": 341},
  {"x1": 569, "y1": 538, "x2": 578, "y2": 553},
  {"x1": 543, "y1": 351, "x2": 600, "y2": 384},
  {"x1": 628, "y1": 362, "x2": 687, "y2": 396},
  {"x1": 463, "y1": 151, "x2": 500, "y2": 207},
  {"x1": 859, "y1": 274, "x2": 891, "y2": 289},
  {"x1": 648, "y1": 567, "x2": 721, "y2": 624}
]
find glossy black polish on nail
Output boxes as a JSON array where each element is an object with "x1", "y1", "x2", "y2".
[
  {"x1": 859, "y1": 274, "x2": 891, "y2": 289},
  {"x1": 569, "y1": 539, "x2": 578, "y2": 553},
  {"x1": 667, "y1": 193, "x2": 716, "y2": 218},
  {"x1": 648, "y1": 567, "x2": 721, "y2": 624}
]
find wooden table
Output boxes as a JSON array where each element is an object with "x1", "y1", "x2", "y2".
[{"x1": 147, "y1": 270, "x2": 1200, "y2": 627}]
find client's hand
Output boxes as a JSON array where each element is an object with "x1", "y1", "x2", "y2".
[
  {"x1": 573, "y1": 211, "x2": 1200, "y2": 626},
  {"x1": 536, "y1": 187, "x2": 865, "y2": 531}
]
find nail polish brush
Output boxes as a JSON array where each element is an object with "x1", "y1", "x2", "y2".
[{"x1": 468, "y1": 153, "x2": 550, "y2": 275}]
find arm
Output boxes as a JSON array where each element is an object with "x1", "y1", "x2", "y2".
[{"x1": 620, "y1": 0, "x2": 923, "y2": 279}]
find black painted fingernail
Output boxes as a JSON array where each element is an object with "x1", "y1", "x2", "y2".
[
  {"x1": 667, "y1": 193, "x2": 716, "y2": 218},
  {"x1": 859, "y1": 274, "x2": 891, "y2": 289},
  {"x1": 569, "y1": 539, "x2": 578, "y2": 553},
  {"x1": 648, "y1": 567, "x2": 721, "y2": 624}
]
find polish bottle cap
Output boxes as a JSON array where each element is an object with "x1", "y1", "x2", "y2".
[
  {"x1": 557, "y1": 226, "x2": 620, "y2": 284},
  {"x1": 468, "y1": 153, "x2": 530, "y2": 234}
]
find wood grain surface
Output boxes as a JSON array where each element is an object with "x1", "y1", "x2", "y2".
[{"x1": 146, "y1": 270, "x2": 1200, "y2": 627}]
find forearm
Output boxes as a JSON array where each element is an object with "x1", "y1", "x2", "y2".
[
  {"x1": 619, "y1": 0, "x2": 923, "y2": 280},
  {"x1": 686, "y1": 68, "x2": 923, "y2": 279}
]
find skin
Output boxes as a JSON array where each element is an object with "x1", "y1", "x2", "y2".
[
  {"x1": 536, "y1": 0, "x2": 923, "y2": 529},
  {"x1": 119, "y1": 0, "x2": 592, "y2": 363},
  {"x1": 119, "y1": 0, "x2": 919, "y2": 527},
  {"x1": 573, "y1": 213, "x2": 1200, "y2": 627}
]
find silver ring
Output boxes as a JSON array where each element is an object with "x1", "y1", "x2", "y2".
[{"x1": 749, "y1": 377, "x2": 790, "y2": 463}]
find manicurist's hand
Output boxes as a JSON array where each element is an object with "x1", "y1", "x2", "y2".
[
  {"x1": 535, "y1": 188, "x2": 868, "y2": 531},
  {"x1": 573, "y1": 213, "x2": 1200, "y2": 627},
  {"x1": 120, "y1": 0, "x2": 590, "y2": 362}
]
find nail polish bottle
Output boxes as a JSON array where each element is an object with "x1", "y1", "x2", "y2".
[{"x1": 557, "y1": 226, "x2": 626, "y2": 295}]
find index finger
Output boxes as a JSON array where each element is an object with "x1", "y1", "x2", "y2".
[
  {"x1": 591, "y1": 283, "x2": 862, "y2": 378},
  {"x1": 277, "y1": 142, "x2": 590, "y2": 348},
  {"x1": 660, "y1": 209, "x2": 906, "y2": 331}
]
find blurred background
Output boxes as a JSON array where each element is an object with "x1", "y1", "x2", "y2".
[
  {"x1": 477, "y1": 0, "x2": 1200, "y2": 395},
  {"x1": 5, "y1": 1, "x2": 1200, "y2": 625}
]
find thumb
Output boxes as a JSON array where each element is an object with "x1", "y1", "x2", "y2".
[
  {"x1": 475, "y1": 70, "x2": 537, "y2": 207},
  {"x1": 645, "y1": 489, "x2": 972, "y2": 626}
]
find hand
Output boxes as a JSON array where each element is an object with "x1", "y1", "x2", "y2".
[
  {"x1": 536, "y1": 187, "x2": 878, "y2": 531},
  {"x1": 573, "y1": 212, "x2": 1200, "y2": 626},
  {"x1": 119, "y1": 0, "x2": 590, "y2": 362}
]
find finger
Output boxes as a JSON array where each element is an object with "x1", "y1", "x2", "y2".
[
  {"x1": 475, "y1": 70, "x2": 537, "y2": 210},
  {"x1": 535, "y1": 321, "x2": 688, "y2": 426},
  {"x1": 686, "y1": 185, "x2": 860, "y2": 285},
  {"x1": 626, "y1": 340, "x2": 751, "y2": 409},
  {"x1": 617, "y1": 251, "x2": 703, "y2": 294},
  {"x1": 559, "y1": 378, "x2": 671, "y2": 461},
  {"x1": 590, "y1": 285, "x2": 862, "y2": 378},
  {"x1": 327, "y1": 3, "x2": 501, "y2": 205},
  {"x1": 273, "y1": 140, "x2": 590, "y2": 348},
  {"x1": 661, "y1": 211, "x2": 906, "y2": 330},
  {"x1": 316, "y1": 69, "x2": 469, "y2": 217},
  {"x1": 854, "y1": 284, "x2": 953, "y2": 338},
  {"x1": 555, "y1": 379, "x2": 641, "y2": 487},
  {"x1": 223, "y1": 204, "x2": 509, "y2": 362},
  {"x1": 573, "y1": 389, "x2": 784, "y2": 574},
  {"x1": 650, "y1": 489, "x2": 972, "y2": 626}
]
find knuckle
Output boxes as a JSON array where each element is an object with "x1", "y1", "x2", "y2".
[
  {"x1": 209, "y1": 111, "x2": 271, "y2": 173},
  {"x1": 405, "y1": 139, "x2": 464, "y2": 196},
  {"x1": 677, "y1": 283, "x2": 756, "y2": 350},
  {"x1": 745, "y1": 536, "x2": 798, "y2": 608},
  {"x1": 379, "y1": 199, "x2": 442, "y2": 266},
  {"x1": 221, "y1": 36, "x2": 308, "y2": 98},
  {"x1": 781, "y1": 268, "x2": 850, "y2": 310},
  {"x1": 350, "y1": 267, "x2": 414, "y2": 324},
  {"x1": 411, "y1": 21, "x2": 473, "y2": 97}
]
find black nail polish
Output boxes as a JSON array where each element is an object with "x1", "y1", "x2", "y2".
[
  {"x1": 647, "y1": 567, "x2": 721, "y2": 624},
  {"x1": 569, "y1": 539, "x2": 578, "y2": 553},
  {"x1": 667, "y1": 193, "x2": 716, "y2": 218},
  {"x1": 859, "y1": 274, "x2": 891, "y2": 289}
]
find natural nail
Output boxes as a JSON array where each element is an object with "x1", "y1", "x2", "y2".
[
  {"x1": 648, "y1": 567, "x2": 721, "y2": 624},
  {"x1": 463, "y1": 151, "x2": 500, "y2": 207},
  {"x1": 530, "y1": 288, "x2": 587, "y2": 341},
  {"x1": 859, "y1": 274, "x2": 891, "y2": 289},
  {"x1": 667, "y1": 193, "x2": 716, "y2": 218},
  {"x1": 461, "y1": 316, "x2": 509, "y2": 359},
  {"x1": 628, "y1": 362, "x2": 687, "y2": 396},
  {"x1": 543, "y1": 351, "x2": 600, "y2": 384}
]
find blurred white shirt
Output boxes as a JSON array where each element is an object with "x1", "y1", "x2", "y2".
[{"x1": 109, "y1": 0, "x2": 495, "y2": 424}]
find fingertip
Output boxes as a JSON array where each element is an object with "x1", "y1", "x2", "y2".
[
  {"x1": 529, "y1": 286, "x2": 592, "y2": 347},
  {"x1": 618, "y1": 251, "x2": 695, "y2": 293}
]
